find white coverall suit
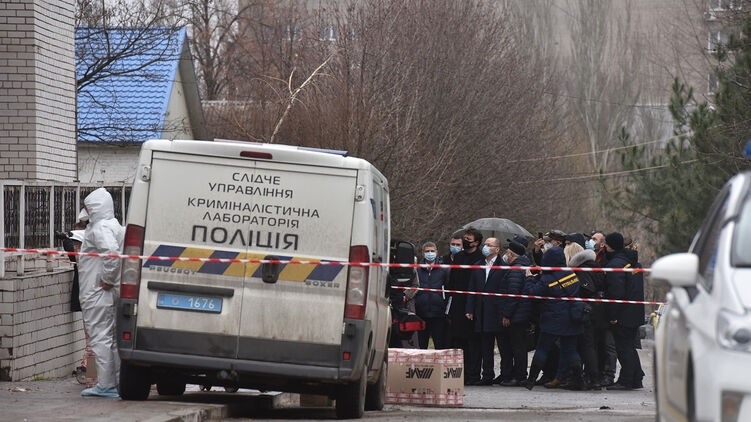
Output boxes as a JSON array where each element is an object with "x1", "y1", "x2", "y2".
[{"x1": 78, "y1": 188, "x2": 125, "y2": 392}]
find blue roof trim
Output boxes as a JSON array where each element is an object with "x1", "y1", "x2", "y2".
[{"x1": 76, "y1": 27, "x2": 187, "y2": 143}]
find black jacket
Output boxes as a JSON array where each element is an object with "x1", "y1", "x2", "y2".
[
  {"x1": 603, "y1": 249, "x2": 645, "y2": 327},
  {"x1": 465, "y1": 255, "x2": 505, "y2": 333},
  {"x1": 415, "y1": 260, "x2": 450, "y2": 319}
]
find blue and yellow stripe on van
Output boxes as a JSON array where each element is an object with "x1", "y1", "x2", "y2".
[{"x1": 144, "y1": 245, "x2": 345, "y2": 282}]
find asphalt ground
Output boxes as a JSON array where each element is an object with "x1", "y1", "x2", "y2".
[{"x1": 1, "y1": 342, "x2": 655, "y2": 422}]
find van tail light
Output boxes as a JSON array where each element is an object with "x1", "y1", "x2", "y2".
[
  {"x1": 344, "y1": 245, "x2": 369, "y2": 320},
  {"x1": 121, "y1": 224, "x2": 144, "y2": 300}
]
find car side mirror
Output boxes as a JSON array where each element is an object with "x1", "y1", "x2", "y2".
[{"x1": 651, "y1": 253, "x2": 699, "y2": 288}]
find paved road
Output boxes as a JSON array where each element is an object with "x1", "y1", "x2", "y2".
[{"x1": 0, "y1": 342, "x2": 656, "y2": 421}]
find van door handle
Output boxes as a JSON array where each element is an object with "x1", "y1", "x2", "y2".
[{"x1": 261, "y1": 255, "x2": 281, "y2": 284}]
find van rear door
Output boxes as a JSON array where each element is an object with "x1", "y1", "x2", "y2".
[{"x1": 137, "y1": 149, "x2": 356, "y2": 364}]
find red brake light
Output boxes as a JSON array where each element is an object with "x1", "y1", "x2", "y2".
[
  {"x1": 344, "y1": 245, "x2": 370, "y2": 319},
  {"x1": 240, "y1": 151, "x2": 273, "y2": 159},
  {"x1": 120, "y1": 224, "x2": 144, "y2": 299}
]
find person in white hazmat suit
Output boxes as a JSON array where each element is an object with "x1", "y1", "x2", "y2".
[{"x1": 78, "y1": 188, "x2": 125, "y2": 398}]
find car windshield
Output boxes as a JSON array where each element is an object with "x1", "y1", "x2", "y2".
[{"x1": 734, "y1": 191, "x2": 751, "y2": 267}]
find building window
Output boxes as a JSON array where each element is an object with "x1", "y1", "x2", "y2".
[
  {"x1": 708, "y1": 29, "x2": 729, "y2": 51},
  {"x1": 708, "y1": 72, "x2": 719, "y2": 94},
  {"x1": 283, "y1": 25, "x2": 302, "y2": 41},
  {"x1": 709, "y1": 0, "x2": 742, "y2": 11},
  {"x1": 318, "y1": 25, "x2": 337, "y2": 41}
]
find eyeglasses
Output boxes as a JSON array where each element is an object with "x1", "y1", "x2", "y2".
[{"x1": 483, "y1": 244, "x2": 498, "y2": 248}]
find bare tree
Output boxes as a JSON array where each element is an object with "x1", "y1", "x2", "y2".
[{"x1": 198, "y1": 0, "x2": 562, "y2": 245}]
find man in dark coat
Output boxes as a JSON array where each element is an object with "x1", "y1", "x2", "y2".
[
  {"x1": 415, "y1": 241, "x2": 450, "y2": 349},
  {"x1": 498, "y1": 240, "x2": 534, "y2": 386},
  {"x1": 465, "y1": 237, "x2": 504, "y2": 385},
  {"x1": 602, "y1": 232, "x2": 645, "y2": 390},
  {"x1": 446, "y1": 227, "x2": 484, "y2": 385}
]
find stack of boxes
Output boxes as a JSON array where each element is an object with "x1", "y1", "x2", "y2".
[{"x1": 385, "y1": 348, "x2": 463, "y2": 406}]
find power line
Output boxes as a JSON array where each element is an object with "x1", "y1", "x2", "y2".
[
  {"x1": 509, "y1": 134, "x2": 688, "y2": 163},
  {"x1": 515, "y1": 160, "x2": 699, "y2": 184}
]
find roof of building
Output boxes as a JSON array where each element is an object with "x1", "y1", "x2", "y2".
[{"x1": 76, "y1": 26, "x2": 206, "y2": 143}]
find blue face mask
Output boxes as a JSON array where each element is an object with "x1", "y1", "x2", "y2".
[
  {"x1": 482, "y1": 245, "x2": 492, "y2": 257},
  {"x1": 449, "y1": 245, "x2": 462, "y2": 255},
  {"x1": 585, "y1": 239, "x2": 596, "y2": 250},
  {"x1": 424, "y1": 251, "x2": 437, "y2": 262}
]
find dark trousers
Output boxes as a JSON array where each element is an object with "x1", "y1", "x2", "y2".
[
  {"x1": 497, "y1": 327, "x2": 514, "y2": 381},
  {"x1": 465, "y1": 332, "x2": 483, "y2": 383},
  {"x1": 597, "y1": 326, "x2": 617, "y2": 381},
  {"x1": 418, "y1": 317, "x2": 447, "y2": 349},
  {"x1": 479, "y1": 331, "x2": 499, "y2": 381},
  {"x1": 533, "y1": 332, "x2": 580, "y2": 371},
  {"x1": 508, "y1": 322, "x2": 529, "y2": 380},
  {"x1": 611, "y1": 324, "x2": 644, "y2": 387},
  {"x1": 578, "y1": 322, "x2": 600, "y2": 383}
]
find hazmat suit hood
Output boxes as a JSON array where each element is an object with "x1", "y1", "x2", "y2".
[{"x1": 84, "y1": 187, "x2": 115, "y2": 224}]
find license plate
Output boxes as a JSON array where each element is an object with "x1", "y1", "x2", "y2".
[{"x1": 157, "y1": 292, "x2": 222, "y2": 313}]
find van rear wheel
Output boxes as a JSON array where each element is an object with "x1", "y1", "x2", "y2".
[
  {"x1": 119, "y1": 362, "x2": 151, "y2": 400},
  {"x1": 335, "y1": 365, "x2": 367, "y2": 419},
  {"x1": 156, "y1": 378, "x2": 186, "y2": 396},
  {"x1": 365, "y1": 355, "x2": 387, "y2": 411}
]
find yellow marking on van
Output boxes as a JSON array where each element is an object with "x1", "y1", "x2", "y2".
[
  {"x1": 278, "y1": 259, "x2": 318, "y2": 282},
  {"x1": 172, "y1": 247, "x2": 215, "y2": 271}
]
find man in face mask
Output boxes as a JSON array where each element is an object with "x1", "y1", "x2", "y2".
[
  {"x1": 442, "y1": 234, "x2": 464, "y2": 265},
  {"x1": 464, "y1": 237, "x2": 505, "y2": 385},
  {"x1": 415, "y1": 242, "x2": 450, "y2": 349},
  {"x1": 445, "y1": 227, "x2": 484, "y2": 384}
]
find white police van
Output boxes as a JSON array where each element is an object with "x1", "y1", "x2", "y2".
[{"x1": 117, "y1": 139, "x2": 391, "y2": 418}]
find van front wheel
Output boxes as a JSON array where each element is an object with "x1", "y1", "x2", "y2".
[{"x1": 335, "y1": 365, "x2": 367, "y2": 419}]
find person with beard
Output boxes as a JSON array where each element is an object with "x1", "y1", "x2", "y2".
[
  {"x1": 445, "y1": 227, "x2": 484, "y2": 385},
  {"x1": 602, "y1": 232, "x2": 646, "y2": 390},
  {"x1": 521, "y1": 246, "x2": 586, "y2": 391}
]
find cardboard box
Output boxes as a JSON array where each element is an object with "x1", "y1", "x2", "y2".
[{"x1": 385, "y1": 348, "x2": 463, "y2": 407}]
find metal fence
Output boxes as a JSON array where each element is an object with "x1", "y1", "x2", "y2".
[{"x1": 1, "y1": 180, "x2": 130, "y2": 251}]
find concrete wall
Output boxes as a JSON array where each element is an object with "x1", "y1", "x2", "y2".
[
  {"x1": 77, "y1": 144, "x2": 141, "y2": 185},
  {"x1": 0, "y1": 0, "x2": 77, "y2": 182},
  {"x1": 0, "y1": 261, "x2": 85, "y2": 381}
]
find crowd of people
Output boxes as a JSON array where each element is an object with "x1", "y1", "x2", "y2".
[{"x1": 391, "y1": 227, "x2": 646, "y2": 391}]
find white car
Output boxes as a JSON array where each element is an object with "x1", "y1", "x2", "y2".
[{"x1": 652, "y1": 171, "x2": 751, "y2": 422}]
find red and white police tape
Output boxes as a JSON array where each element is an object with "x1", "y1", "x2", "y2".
[
  {"x1": 3, "y1": 247, "x2": 663, "y2": 305},
  {"x1": 0, "y1": 247, "x2": 649, "y2": 273}
]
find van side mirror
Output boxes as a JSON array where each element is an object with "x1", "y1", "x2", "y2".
[{"x1": 261, "y1": 255, "x2": 281, "y2": 284}]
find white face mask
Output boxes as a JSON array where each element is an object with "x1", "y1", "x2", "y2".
[
  {"x1": 542, "y1": 242, "x2": 553, "y2": 252},
  {"x1": 501, "y1": 254, "x2": 509, "y2": 264}
]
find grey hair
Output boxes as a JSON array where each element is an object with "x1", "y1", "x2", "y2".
[{"x1": 422, "y1": 241, "x2": 437, "y2": 250}]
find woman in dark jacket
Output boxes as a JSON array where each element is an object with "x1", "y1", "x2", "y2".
[{"x1": 522, "y1": 246, "x2": 585, "y2": 390}]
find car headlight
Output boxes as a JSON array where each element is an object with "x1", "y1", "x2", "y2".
[{"x1": 718, "y1": 309, "x2": 751, "y2": 351}]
